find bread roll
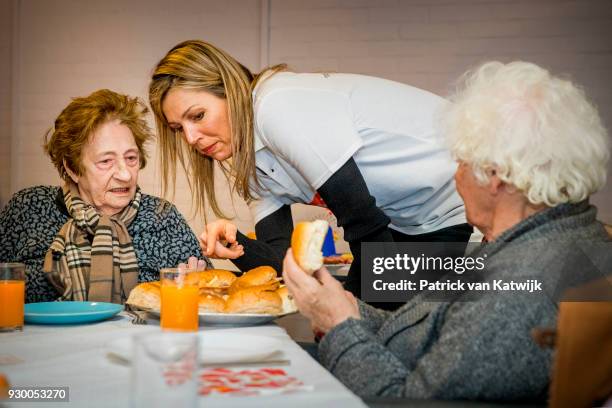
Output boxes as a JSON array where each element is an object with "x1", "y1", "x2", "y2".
[
  {"x1": 126, "y1": 268, "x2": 285, "y2": 315},
  {"x1": 249, "y1": 281, "x2": 281, "y2": 293},
  {"x1": 198, "y1": 294, "x2": 226, "y2": 313},
  {"x1": 199, "y1": 287, "x2": 226, "y2": 297},
  {"x1": 276, "y1": 286, "x2": 297, "y2": 314},
  {"x1": 240, "y1": 266, "x2": 277, "y2": 285},
  {"x1": 228, "y1": 266, "x2": 278, "y2": 295},
  {"x1": 291, "y1": 220, "x2": 329, "y2": 274},
  {"x1": 126, "y1": 281, "x2": 160, "y2": 310},
  {"x1": 225, "y1": 287, "x2": 282, "y2": 314},
  {"x1": 196, "y1": 269, "x2": 238, "y2": 289}
]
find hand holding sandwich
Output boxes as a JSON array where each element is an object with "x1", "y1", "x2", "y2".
[{"x1": 282, "y1": 249, "x2": 359, "y2": 333}]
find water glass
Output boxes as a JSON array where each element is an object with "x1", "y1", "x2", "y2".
[{"x1": 131, "y1": 332, "x2": 199, "y2": 408}]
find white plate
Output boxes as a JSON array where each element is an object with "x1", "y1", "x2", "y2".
[
  {"x1": 145, "y1": 309, "x2": 296, "y2": 327},
  {"x1": 107, "y1": 332, "x2": 283, "y2": 365}
]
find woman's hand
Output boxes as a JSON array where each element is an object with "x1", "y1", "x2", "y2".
[
  {"x1": 199, "y1": 219, "x2": 244, "y2": 259},
  {"x1": 178, "y1": 256, "x2": 209, "y2": 271},
  {"x1": 282, "y1": 249, "x2": 360, "y2": 333}
]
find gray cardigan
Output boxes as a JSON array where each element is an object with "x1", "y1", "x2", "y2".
[
  {"x1": 318, "y1": 201, "x2": 610, "y2": 401},
  {"x1": 0, "y1": 186, "x2": 207, "y2": 303}
]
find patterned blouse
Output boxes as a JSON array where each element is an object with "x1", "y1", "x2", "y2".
[{"x1": 0, "y1": 186, "x2": 207, "y2": 303}]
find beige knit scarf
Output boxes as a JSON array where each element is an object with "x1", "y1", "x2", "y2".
[{"x1": 43, "y1": 181, "x2": 140, "y2": 303}]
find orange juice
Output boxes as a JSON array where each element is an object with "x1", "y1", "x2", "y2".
[
  {"x1": 0, "y1": 280, "x2": 25, "y2": 330},
  {"x1": 161, "y1": 284, "x2": 199, "y2": 331}
]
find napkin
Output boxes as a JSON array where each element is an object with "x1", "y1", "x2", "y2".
[
  {"x1": 106, "y1": 332, "x2": 287, "y2": 366},
  {"x1": 198, "y1": 367, "x2": 313, "y2": 396}
]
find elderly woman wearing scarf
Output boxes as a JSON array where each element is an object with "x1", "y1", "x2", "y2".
[{"x1": 0, "y1": 89, "x2": 209, "y2": 303}]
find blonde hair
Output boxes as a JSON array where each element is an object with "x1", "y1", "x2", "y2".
[
  {"x1": 149, "y1": 39, "x2": 286, "y2": 219},
  {"x1": 443, "y1": 61, "x2": 610, "y2": 206},
  {"x1": 44, "y1": 89, "x2": 152, "y2": 180}
]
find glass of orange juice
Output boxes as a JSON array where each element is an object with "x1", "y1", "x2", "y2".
[
  {"x1": 160, "y1": 268, "x2": 199, "y2": 332},
  {"x1": 0, "y1": 263, "x2": 25, "y2": 332}
]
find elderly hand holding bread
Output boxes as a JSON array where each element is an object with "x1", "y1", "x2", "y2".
[{"x1": 282, "y1": 221, "x2": 360, "y2": 334}]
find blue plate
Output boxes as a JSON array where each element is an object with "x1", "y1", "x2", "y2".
[{"x1": 24, "y1": 301, "x2": 123, "y2": 325}]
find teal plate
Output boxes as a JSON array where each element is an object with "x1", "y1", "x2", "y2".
[{"x1": 24, "y1": 301, "x2": 123, "y2": 325}]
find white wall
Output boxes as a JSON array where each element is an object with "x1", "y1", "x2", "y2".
[
  {"x1": 0, "y1": 0, "x2": 13, "y2": 207},
  {"x1": 269, "y1": 0, "x2": 612, "y2": 223},
  {"x1": 8, "y1": 0, "x2": 261, "y2": 236},
  {"x1": 3, "y1": 0, "x2": 612, "y2": 241}
]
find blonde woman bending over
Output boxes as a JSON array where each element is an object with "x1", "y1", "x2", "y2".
[{"x1": 149, "y1": 40, "x2": 470, "y2": 307}]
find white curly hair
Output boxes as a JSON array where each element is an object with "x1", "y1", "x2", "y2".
[{"x1": 443, "y1": 61, "x2": 610, "y2": 207}]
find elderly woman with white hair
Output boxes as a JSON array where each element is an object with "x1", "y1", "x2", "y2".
[{"x1": 282, "y1": 61, "x2": 611, "y2": 401}]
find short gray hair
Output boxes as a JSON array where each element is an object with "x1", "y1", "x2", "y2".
[{"x1": 443, "y1": 61, "x2": 609, "y2": 206}]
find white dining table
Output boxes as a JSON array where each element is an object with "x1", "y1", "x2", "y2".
[{"x1": 0, "y1": 312, "x2": 367, "y2": 408}]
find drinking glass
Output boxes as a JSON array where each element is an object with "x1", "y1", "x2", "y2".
[
  {"x1": 160, "y1": 268, "x2": 199, "y2": 331},
  {"x1": 0, "y1": 263, "x2": 25, "y2": 332},
  {"x1": 131, "y1": 332, "x2": 199, "y2": 408}
]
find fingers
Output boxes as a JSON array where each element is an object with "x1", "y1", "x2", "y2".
[
  {"x1": 313, "y1": 266, "x2": 333, "y2": 284},
  {"x1": 199, "y1": 231, "x2": 216, "y2": 257},
  {"x1": 313, "y1": 267, "x2": 344, "y2": 294},
  {"x1": 282, "y1": 250, "x2": 293, "y2": 288},
  {"x1": 282, "y1": 249, "x2": 323, "y2": 296},
  {"x1": 282, "y1": 249, "x2": 304, "y2": 290},
  {"x1": 224, "y1": 222, "x2": 238, "y2": 244},
  {"x1": 211, "y1": 241, "x2": 244, "y2": 259},
  {"x1": 187, "y1": 256, "x2": 198, "y2": 269},
  {"x1": 282, "y1": 250, "x2": 308, "y2": 301},
  {"x1": 204, "y1": 224, "x2": 219, "y2": 256},
  {"x1": 199, "y1": 236, "x2": 221, "y2": 259},
  {"x1": 282, "y1": 250, "x2": 316, "y2": 320},
  {"x1": 200, "y1": 219, "x2": 241, "y2": 258},
  {"x1": 283, "y1": 248, "x2": 297, "y2": 270},
  {"x1": 203, "y1": 220, "x2": 227, "y2": 256},
  {"x1": 199, "y1": 228, "x2": 207, "y2": 243},
  {"x1": 198, "y1": 228, "x2": 209, "y2": 254},
  {"x1": 178, "y1": 257, "x2": 207, "y2": 272},
  {"x1": 187, "y1": 256, "x2": 207, "y2": 270}
]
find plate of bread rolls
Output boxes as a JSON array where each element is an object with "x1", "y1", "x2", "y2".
[{"x1": 126, "y1": 266, "x2": 297, "y2": 326}]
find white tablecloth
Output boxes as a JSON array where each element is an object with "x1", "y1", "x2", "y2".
[{"x1": 1, "y1": 313, "x2": 367, "y2": 408}]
